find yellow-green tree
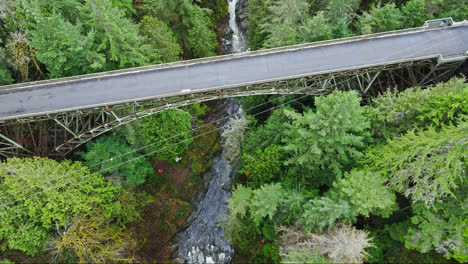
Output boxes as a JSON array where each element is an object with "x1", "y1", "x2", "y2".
[{"x1": 0, "y1": 157, "x2": 120, "y2": 255}]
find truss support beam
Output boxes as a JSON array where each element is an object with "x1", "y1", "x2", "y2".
[
  {"x1": 0, "y1": 133, "x2": 25, "y2": 158},
  {"x1": 0, "y1": 56, "x2": 466, "y2": 157},
  {"x1": 54, "y1": 119, "x2": 78, "y2": 138}
]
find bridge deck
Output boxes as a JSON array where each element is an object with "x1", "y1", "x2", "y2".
[{"x1": 1, "y1": 22, "x2": 468, "y2": 121}]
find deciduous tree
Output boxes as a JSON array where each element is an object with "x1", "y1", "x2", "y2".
[
  {"x1": 119, "y1": 108, "x2": 193, "y2": 162},
  {"x1": 240, "y1": 144, "x2": 284, "y2": 188},
  {"x1": 0, "y1": 157, "x2": 120, "y2": 255}
]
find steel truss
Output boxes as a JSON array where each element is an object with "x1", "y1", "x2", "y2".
[{"x1": 0, "y1": 56, "x2": 466, "y2": 158}]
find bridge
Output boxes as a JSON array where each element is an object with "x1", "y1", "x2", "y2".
[{"x1": 1, "y1": 19, "x2": 468, "y2": 157}]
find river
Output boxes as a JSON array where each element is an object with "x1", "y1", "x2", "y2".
[{"x1": 174, "y1": 1, "x2": 248, "y2": 263}]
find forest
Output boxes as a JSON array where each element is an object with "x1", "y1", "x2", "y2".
[{"x1": 0, "y1": 0, "x2": 467, "y2": 263}]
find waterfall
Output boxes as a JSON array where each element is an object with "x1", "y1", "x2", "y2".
[{"x1": 228, "y1": 0, "x2": 247, "y2": 53}]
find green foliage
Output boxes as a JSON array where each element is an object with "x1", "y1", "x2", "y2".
[
  {"x1": 240, "y1": 144, "x2": 284, "y2": 188},
  {"x1": 198, "y1": 0, "x2": 229, "y2": 33},
  {"x1": 28, "y1": 13, "x2": 105, "y2": 78},
  {"x1": 299, "y1": 197, "x2": 351, "y2": 234},
  {"x1": 223, "y1": 212, "x2": 262, "y2": 257},
  {"x1": 141, "y1": 0, "x2": 217, "y2": 58},
  {"x1": 111, "y1": 0, "x2": 135, "y2": 18},
  {"x1": 228, "y1": 184, "x2": 252, "y2": 219},
  {"x1": 369, "y1": 87, "x2": 432, "y2": 138},
  {"x1": 324, "y1": 0, "x2": 359, "y2": 38},
  {"x1": 299, "y1": 11, "x2": 333, "y2": 43},
  {"x1": 262, "y1": 242, "x2": 280, "y2": 264},
  {"x1": 139, "y1": 15, "x2": 181, "y2": 63},
  {"x1": 282, "y1": 91, "x2": 370, "y2": 185},
  {"x1": 280, "y1": 247, "x2": 332, "y2": 264},
  {"x1": 188, "y1": 123, "x2": 221, "y2": 174},
  {"x1": 427, "y1": 0, "x2": 468, "y2": 22},
  {"x1": 416, "y1": 82, "x2": 468, "y2": 128},
  {"x1": 0, "y1": 48, "x2": 13, "y2": 85},
  {"x1": 250, "y1": 183, "x2": 286, "y2": 226},
  {"x1": 364, "y1": 122, "x2": 468, "y2": 207},
  {"x1": 0, "y1": 157, "x2": 120, "y2": 255},
  {"x1": 80, "y1": 0, "x2": 151, "y2": 69},
  {"x1": 222, "y1": 117, "x2": 251, "y2": 164},
  {"x1": 116, "y1": 188, "x2": 154, "y2": 225},
  {"x1": 243, "y1": 107, "x2": 292, "y2": 155},
  {"x1": 261, "y1": 0, "x2": 309, "y2": 48},
  {"x1": 187, "y1": 7, "x2": 217, "y2": 58},
  {"x1": 405, "y1": 187, "x2": 468, "y2": 259},
  {"x1": 247, "y1": 0, "x2": 273, "y2": 50},
  {"x1": 120, "y1": 108, "x2": 193, "y2": 162},
  {"x1": 401, "y1": 0, "x2": 428, "y2": 27},
  {"x1": 276, "y1": 188, "x2": 308, "y2": 225},
  {"x1": 330, "y1": 169, "x2": 396, "y2": 218},
  {"x1": 78, "y1": 135, "x2": 154, "y2": 186},
  {"x1": 369, "y1": 78, "x2": 468, "y2": 138},
  {"x1": 53, "y1": 209, "x2": 133, "y2": 264},
  {"x1": 360, "y1": 3, "x2": 404, "y2": 34},
  {"x1": 454, "y1": 217, "x2": 468, "y2": 262}
]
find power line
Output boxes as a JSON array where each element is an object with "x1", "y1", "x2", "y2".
[
  {"x1": 0, "y1": 28, "x2": 459, "y2": 206},
  {"x1": 0, "y1": 27, "x2": 455, "y2": 201},
  {"x1": 0, "y1": 90, "x2": 319, "y2": 208}
]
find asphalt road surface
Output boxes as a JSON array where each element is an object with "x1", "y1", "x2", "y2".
[{"x1": 1, "y1": 23, "x2": 467, "y2": 121}]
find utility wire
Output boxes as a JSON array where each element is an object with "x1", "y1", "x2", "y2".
[
  {"x1": 0, "y1": 90, "x2": 320, "y2": 208},
  {"x1": 0, "y1": 28, "x2": 459, "y2": 205}
]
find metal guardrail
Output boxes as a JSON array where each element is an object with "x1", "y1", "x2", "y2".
[
  {"x1": 1, "y1": 19, "x2": 467, "y2": 93},
  {"x1": 423, "y1": 17, "x2": 454, "y2": 28}
]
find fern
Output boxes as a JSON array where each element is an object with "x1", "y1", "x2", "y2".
[{"x1": 227, "y1": 184, "x2": 252, "y2": 219}]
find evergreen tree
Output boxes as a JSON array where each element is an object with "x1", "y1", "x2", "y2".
[
  {"x1": 405, "y1": 186, "x2": 468, "y2": 260},
  {"x1": 80, "y1": 0, "x2": 151, "y2": 69},
  {"x1": 78, "y1": 135, "x2": 154, "y2": 186},
  {"x1": 139, "y1": 15, "x2": 182, "y2": 63},
  {"x1": 187, "y1": 6, "x2": 217, "y2": 58},
  {"x1": 299, "y1": 11, "x2": 333, "y2": 43},
  {"x1": 227, "y1": 184, "x2": 252, "y2": 219},
  {"x1": 364, "y1": 121, "x2": 468, "y2": 207},
  {"x1": 222, "y1": 117, "x2": 251, "y2": 165},
  {"x1": 330, "y1": 169, "x2": 396, "y2": 218},
  {"x1": 282, "y1": 91, "x2": 370, "y2": 186},
  {"x1": 28, "y1": 13, "x2": 105, "y2": 78},
  {"x1": 261, "y1": 0, "x2": 309, "y2": 48},
  {"x1": 299, "y1": 197, "x2": 351, "y2": 233},
  {"x1": 140, "y1": 0, "x2": 217, "y2": 58},
  {"x1": 250, "y1": 183, "x2": 286, "y2": 226},
  {"x1": 401, "y1": 0, "x2": 428, "y2": 27},
  {"x1": 360, "y1": 3, "x2": 404, "y2": 34}
]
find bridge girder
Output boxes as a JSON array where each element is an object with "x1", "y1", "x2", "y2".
[{"x1": 0, "y1": 56, "x2": 466, "y2": 158}]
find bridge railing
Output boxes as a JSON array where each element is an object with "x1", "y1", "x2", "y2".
[
  {"x1": 423, "y1": 17, "x2": 454, "y2": 29},
  {"x1": 1, "y1": 20, "x2": 466, "y2": 93}
]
